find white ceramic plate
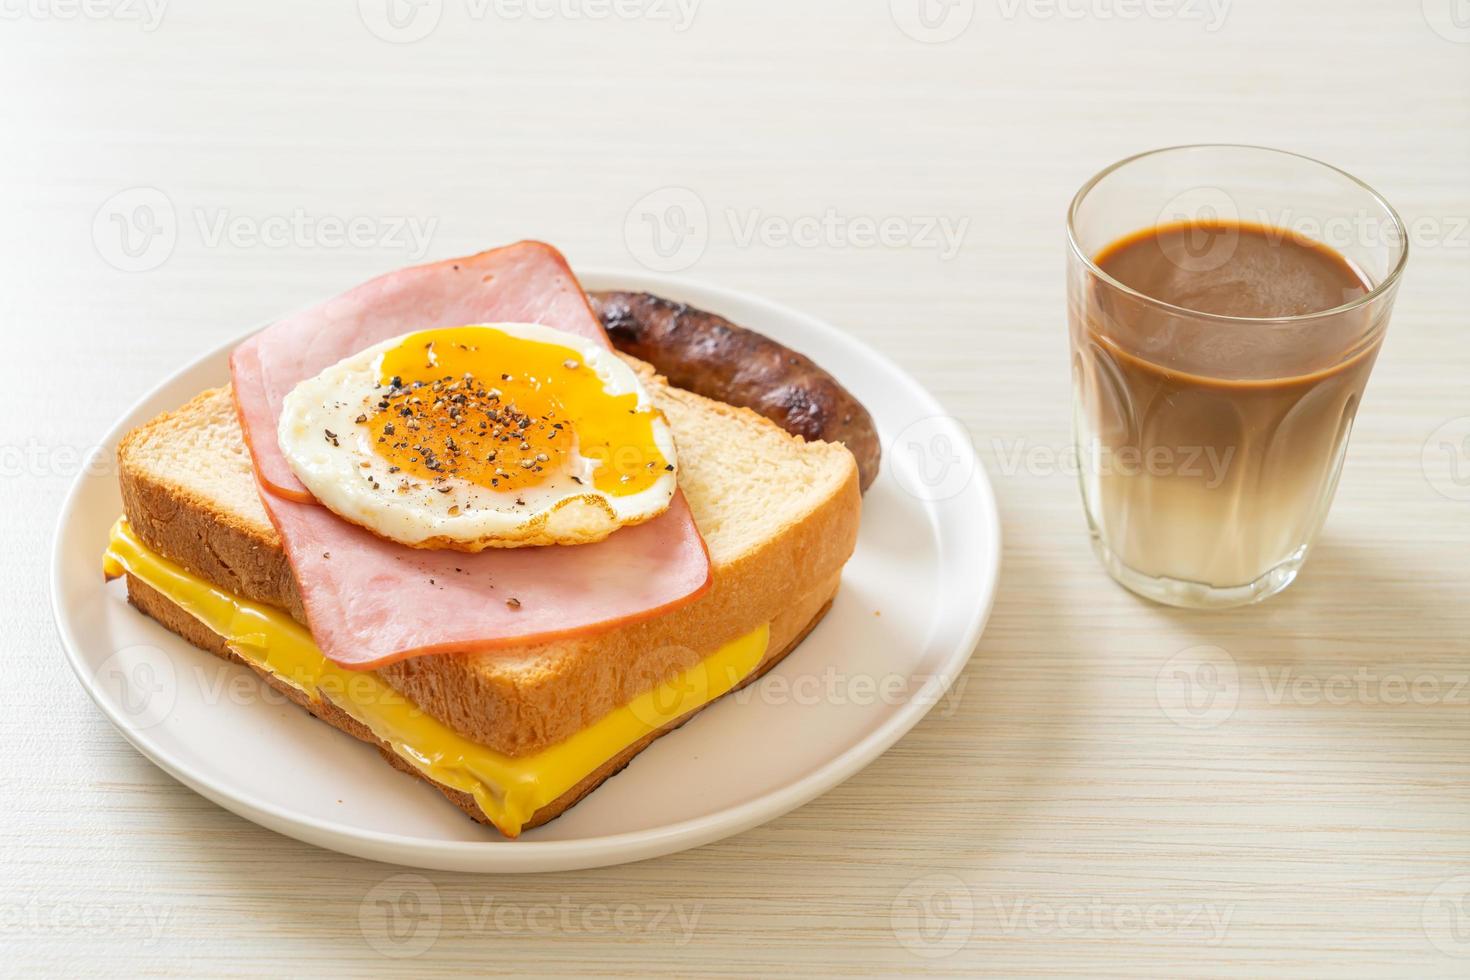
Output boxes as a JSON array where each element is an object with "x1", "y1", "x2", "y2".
[{"x1": 51, "y1": 268, "x2": 1000, "y2": 873}]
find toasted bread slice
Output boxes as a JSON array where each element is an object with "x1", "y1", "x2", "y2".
[
  {"x1": 121, "y1": 567, "x2": 840, "y2": 833},
  {"x1": 117, "y1": 359, "x2": 861, "y2": 759}
]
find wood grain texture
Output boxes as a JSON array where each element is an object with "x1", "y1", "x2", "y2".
[{"x1": 5, "y1": 0, "x2": 1468, "y2": 975}]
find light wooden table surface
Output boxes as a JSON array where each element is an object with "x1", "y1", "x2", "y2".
[{"x1": 6, "y1": 1, "x2": 1468, "y2": 975}]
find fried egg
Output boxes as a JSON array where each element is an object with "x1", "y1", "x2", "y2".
[{"x1": 276, "y1": 323, "x2": 678, "y2": 550}]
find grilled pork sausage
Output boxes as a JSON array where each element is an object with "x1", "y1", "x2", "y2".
[{"x1": 590, "y1": 290, "x2": 880, "y2": 491}]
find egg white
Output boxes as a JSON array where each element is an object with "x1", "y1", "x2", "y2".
[{"x1": 276, "y1": 322, "x2": 678, "y2": 550}]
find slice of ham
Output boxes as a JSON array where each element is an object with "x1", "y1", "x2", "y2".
[
  {"x1": 232, "y1": 241, "x2": 615, "y2": 500},
  {"x1": 263, "y1": 487, "x2": 710, "y2": 669},
  {"x1": 229, "y1": 241, "x2": 712, "y2": 669}
]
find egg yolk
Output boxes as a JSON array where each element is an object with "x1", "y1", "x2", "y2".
[{"x1": 362, "y1": 326, "x2": 668, "y2": 497}]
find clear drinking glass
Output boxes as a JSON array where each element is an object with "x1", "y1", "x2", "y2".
[{"x1": 1066, "y1": 145, "x2": 1408, "y2": 609}]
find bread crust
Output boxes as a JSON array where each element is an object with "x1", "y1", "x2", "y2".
[
  {"x1": 122, "y1": 569, "x2": 838, "y2": 833},
  {"x1": 117, "y1": 387, "x2": 304, "y2": 620},
  {"x1": 117, "y1": 379, "x2": 861, "y2": 757}
]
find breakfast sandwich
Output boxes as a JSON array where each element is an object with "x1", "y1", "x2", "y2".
[{"x1": 104, "y1": 241, "x2": 872, "y2": 838}]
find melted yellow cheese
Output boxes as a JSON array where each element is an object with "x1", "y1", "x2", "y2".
[{"x1": 103, "y1": 519, "x2": 768, "y2": 837}]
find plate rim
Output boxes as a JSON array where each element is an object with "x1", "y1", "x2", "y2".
[{"x1": 50, "y1": 265, "x2": 1001, "y2": 873}]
